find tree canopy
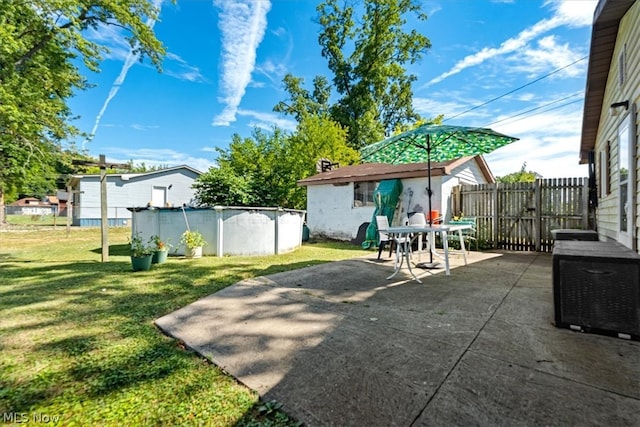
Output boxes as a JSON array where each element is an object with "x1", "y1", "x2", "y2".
[
  {"x1": 193, "y1": 117, "x2": 359, "y2": 210},
  {"x1": 274, "y1": 0, "x2": 431, "y2": 150},
  {"x1": 0, "y1": 0, "x2": 168, "y2": 220},
  {"x1": 496, "y1": 162, "x2": 541, "y2": 183}
]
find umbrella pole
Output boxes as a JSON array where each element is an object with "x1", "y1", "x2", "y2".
[
  {"x1": 427, "y1": 135, "x2": 434, "y2": 264},
  {"x1": 418, "y1": 135, "x2": 439, "y2": 270}
]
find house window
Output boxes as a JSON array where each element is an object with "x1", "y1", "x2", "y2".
[
  {"x1": 600, "y1": 141, "x2": 610, "y2": 198},
  {"x1": 618, "y1": 114, "x2": 633, "y2": 242},
  {"x1": 353, "y1": 181, "x2": 378, "y2": 207}
]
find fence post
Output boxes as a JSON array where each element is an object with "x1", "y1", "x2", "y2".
[
  {"x1": 534, "y1": 179, "x2": 542, "y2": 252},
  {"x1": 274, "y1": 207, "x2": 283, "y2": 255},
  {"x1": 214, "y1": 205, "x2": 224, "y2": 257},
  {"x1": 493, "y1": 183, "x2": 499, "y2": 249}
]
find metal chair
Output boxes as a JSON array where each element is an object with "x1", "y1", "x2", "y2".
[{"x1": 447, "y1": 217, "x2": 478, "y2": 251}]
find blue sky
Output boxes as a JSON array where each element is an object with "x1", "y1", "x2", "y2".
[{"x1": 69, "y1": 0, "x2": 597, "y2": 178}]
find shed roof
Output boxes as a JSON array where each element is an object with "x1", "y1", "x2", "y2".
[
  {"x1": 579, "y1": 0, "x2": 636, "y2": 163},
  {"x1": 9, "y1": 197, "x2": 51, "y2": 207},
  {"x1": 69, "y1": 164, "x2": 202, "y2": 185},
  {"x1": 297, "y1": 156, "x2": 493, "y2": 186}
]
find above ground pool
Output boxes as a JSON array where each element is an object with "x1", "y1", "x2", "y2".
[{"x1": 128, "y1": 206, "x2": 306, "y2": 256}]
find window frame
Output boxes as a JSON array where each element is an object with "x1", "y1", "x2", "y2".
[
  {"x1": 600, "y1": 141, "x2": 610, "y2": 198},
  {"x1": 353, "y1": 181, "x2": 379, "y2": 207}
]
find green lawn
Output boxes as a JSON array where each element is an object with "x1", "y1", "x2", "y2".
[
  {"x1": 5, "y1": 214, "x2": 59, "y2": 226},
  {"x1": 0, "y1": 226, "x2": 370, "y2": 426}
]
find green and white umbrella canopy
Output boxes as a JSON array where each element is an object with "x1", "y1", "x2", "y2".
[
  {"x1": 360, "y1": 124, "x2": 519, "y2": 165},
  {"x1": 360, "y1": 124, "x2": 518, "y2": 262}
]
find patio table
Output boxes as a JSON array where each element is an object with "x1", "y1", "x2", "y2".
[{"x1": 386, "y1": 223, "x2": 472, "y2": 282}]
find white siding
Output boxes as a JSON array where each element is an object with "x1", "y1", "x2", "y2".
[
  {"x1": 595, "y1": 2, "x2": 640, "y2": 248},
  {"x1": 396, "y1": 176, "x2": 442, "y2": 223},
  {"x1": 449, "y1": 160, "x2": 487, "y2": 185},
  {"x1": 441, "y1": 159, "x2": 487, "y2": 221},
  {"x1": 73, "y1": 168, "x2": 200, "y2": 225},
  {"x1": 306, "y1": 183, "x2": 374, "y2": 240},
  {"x1": 305, "y1": 158, "x2": 491, "y2": 240}
]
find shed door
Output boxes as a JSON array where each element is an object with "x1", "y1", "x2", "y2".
[
  {"x1": 152, "y1": 186, "x2": 166, "y2": 207},
  {"x1": 618, "y1": 113, "x2": 634, "y2": 249}
]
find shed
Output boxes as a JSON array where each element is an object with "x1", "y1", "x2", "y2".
[
  {"x1": 67, "y1": 165, "x2": 202, "y2": 226},
  {"x1": 297, "y1": 155, "x2": 494, "y2": 241},
  {"x1": 7, "y1": 197, "x2": 54, "y2": 216}
]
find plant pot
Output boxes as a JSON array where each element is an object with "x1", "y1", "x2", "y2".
[
  {"x1": 152, "y1": 249, "x2": 169, "y2": 264},
  {"x1": 186, "y1": 246, "x2": 202, "y2": 259},
  {"x1": 131, "y1": 254, "x2": 153, "y2": 271}
]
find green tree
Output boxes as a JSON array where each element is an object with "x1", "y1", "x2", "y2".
[
  {"x1": 192, "y1": 167, "x2": 254, "y2": 206},
  {"x1": 275, "y1": 0, "x2": 431, "y2": 150},
  {"x1": 0, "y1": 0, "x2": 168, "y2": 222},
  {"x1": 195, "y1": 128, "x2": 289, "y2": 208},
  {"x1": 283, "y1": 115, "x2": 359, "y2": 208},
  {"x1": 496, "y1": 162, "x2": 541, "y2": 183},
  {"x1": 194, "y1": 120, "x2": 359, "y2": 210},
  {"x1": 274, "y1": 75, "x2": 331, "y2": 121}
]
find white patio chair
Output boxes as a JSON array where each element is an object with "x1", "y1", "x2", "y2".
[
  {"x1": 376, "y1": 215, "x2": 412, "y2": 261},
  {"x1": 375, "y1": 215, "x2": 394, "y2": 260},
  {"x1": 408, "y1": 213, "x2": 428, "y2": 251}
]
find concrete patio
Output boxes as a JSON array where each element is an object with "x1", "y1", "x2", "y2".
[{"x1": 156, "y1": 249, "x2": 640, "y2": 426}]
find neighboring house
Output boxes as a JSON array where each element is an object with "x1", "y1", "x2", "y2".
[
  {"x1": 579, "y1": 0, "x2": 638, "y2": 250},
  {"x1": 54, "y1": 191, "x2": 69, "y2": 216},
  {"x1": 7, "y1": 197, "x2": 54, "y2": 216},
  {"x1": 67, "y1": 165, "x2": 202, "y2": 226},
  {"x1": 297, "y1": 156, "x2": 494, "y2": 241}
]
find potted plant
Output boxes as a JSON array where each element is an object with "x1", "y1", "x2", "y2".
[
  {"x1": 130, "y1": 232, "x2": 153, "y2": 271},
  {"x1": 150, "y1": 235, "x2": 172, "y2": 264},
  {"x1": 180, "y1": 230, "x2": 207, "y2": 259}
]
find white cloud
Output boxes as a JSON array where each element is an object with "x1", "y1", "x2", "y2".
[
  {"x1": 237, "y1": 108, "x2": 297, "y2": 131},
  {"x1": 212, "y1": 0, "x2": 272, "y2": 126},
  {"x1": 85, "y1": 24, "x2": 131, "y2": 62},
  {"x1": 485, "y1": 106, "x2": 588, "y2": 178},
  {"x1": 546, "y1": 0, "x2": 596, "y2": 28},
  {"x1": 426, "y1": 4, "x2": 442, "y2": 17},
  {"x1": 164, "y1": 53, "x2": 207, "y2": 82},
  {"x1": 131, "y1": 124, "x2": 160, "y2": 131},
  {"x1": 413, "y1": 92, "x2": 495, "y2": 122},
  {"x1": 101, "y1": 147, "x2": 215, "y2": 173},
  {"x1": 516, "y1": 93, "x2": 536, "y2": 102},
  {"x1": 425, "y1": 0, "x2": 596, "y2": 87},
  {"x1": 272, "y1": 26, "x2": 286, "y2": 37},
  {"x1": 507, "y1": 35, "x2": 586, "y2": 78},
  {"x1": 255, "y1": 59, "x2": 288, "y2": 85}
]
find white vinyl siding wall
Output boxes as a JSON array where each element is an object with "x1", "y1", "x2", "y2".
[
  {"x1": 595, "y1": 1, "x2": 640, "y2": 247},
  {"x1": 72, "y1": 169, "x2": 199, "y2": 226},
  {"x1": 304, "y1": 158, "x2": 491, "y2": 240}
]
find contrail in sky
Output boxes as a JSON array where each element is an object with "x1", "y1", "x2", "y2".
[
  {"x1": 83, "y1": 0, "x2": 163, "y2": 149},
  {"x1": 212, "y1": 0, "x2": 271, "y2": 126}
]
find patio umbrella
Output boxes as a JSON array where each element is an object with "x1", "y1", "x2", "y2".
[{"x1": 360, "y1": 124, "x2": 519, "y2": 263}]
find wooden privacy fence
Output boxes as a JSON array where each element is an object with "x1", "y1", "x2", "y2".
[{"x1": 453, "y1": 178, "x2": 590, "y2": 252}]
